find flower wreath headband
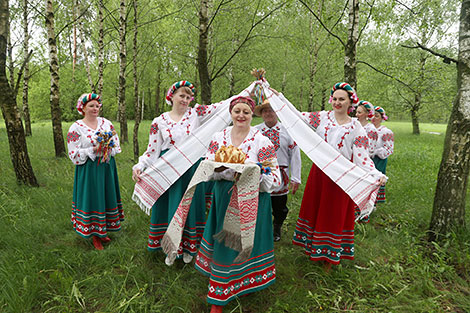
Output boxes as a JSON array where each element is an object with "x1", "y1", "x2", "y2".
[
  {"x1": 165, "y1": 80, "x2": 196, "y2": 105},
  {"x1": 358, "y1": 100, "x2": 375, "y2": 119},
  {"x1": 374, "y1": 106, "x2": 389, "y2": 121},
  {"x1": 329, "y1": 82, "x2": 359, "y2": 114},
  {"x1": 76, "y1": 93, "x2": 102, "y2": 115}
]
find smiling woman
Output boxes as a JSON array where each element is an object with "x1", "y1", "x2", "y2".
[{"x1": 67, "y1": 93, "x2": 124, "y2": 250}]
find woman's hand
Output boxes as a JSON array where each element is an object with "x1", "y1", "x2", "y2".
[
  {"x1": 132, "y1": 169, "x2": 142, "y2": 182},
  {"x1": 269, "y1": 87, "x2": 280, "y2": 96},
  {"x1": 378, "y1": 176, "x2": 386, "y2": 186},
  {"x1": 214, "y1": 166, "x2": 228, "y2": 173},
  {"x1": 289, "y1": 181, "x2": 300, "y2": 195}
]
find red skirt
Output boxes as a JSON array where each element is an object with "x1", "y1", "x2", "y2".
[{"x1": 292, "y1": 163, "x2": 356, "y2": 264}]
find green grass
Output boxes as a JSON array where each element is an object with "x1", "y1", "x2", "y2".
[{"x1": 1, "y1": 120, "x2": 469, "y2": 312}]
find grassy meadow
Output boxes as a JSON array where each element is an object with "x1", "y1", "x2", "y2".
[{"x1": 1, "y1": 119, "x2": 470, "y2": 313}]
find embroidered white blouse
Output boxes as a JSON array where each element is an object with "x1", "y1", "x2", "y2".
[
  {"x1": 133, "y1": 103, "x2": 226, "y2": 172},
  {"x1": 255, "y1": 121, "x2": 301, "y2": 195},
  {"x1": 205, "y1": 126, "x2": 282, "y2": 193},
  {"x1": 67, "y1": 117, "x2": 121, "y2": 165},
  {"x1": 373, "y1": 125, "x2": 394, "y2": 159},
  {"x1": 363, "y1": 122, "x2": 378, "y2": 157},
  {"x1": 300, "y1": 110, "x2": 382, "y2": 175}
]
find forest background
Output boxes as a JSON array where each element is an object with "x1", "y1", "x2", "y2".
[{"x1": 1, "y1": 0, "x2": 469, "y2": 312}]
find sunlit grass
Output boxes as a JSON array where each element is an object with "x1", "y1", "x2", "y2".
[{"x1": 0, "y1": 119, "x2": 469, "y2": 312}]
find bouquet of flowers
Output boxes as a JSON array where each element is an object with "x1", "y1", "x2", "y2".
[{"x1": 94, "y1": 130, "x2": 117, "y2": 164}]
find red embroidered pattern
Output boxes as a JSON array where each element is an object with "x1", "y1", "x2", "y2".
[
  {"x1": 353, "y1": 136, "x2": 369, "y2": 149},
  {"x1": 258, "y1": 145, "x2": 276, "y2": 161},
  {"x1": 307, "y1": 112, "x2": 321, "y2": 129},
  {"x1": 196, "y1": 105, "x2": 209, "y2": 116},
  {"x1": 288, "y1": 142, "x2": 297, "y2": 150},
  {"x1": 367, "y1": 130, "x2": 378, "y2": 141},
  {"x1": 382, "y1": 133, "x2": 394, "y2": 142},
  {"x1": 67, "y1": 131, "x2": 80, "y2": 143},
  {"x1": 261, "y1": 127, "x2": 280, "y2": 151},
  {"x1": 208, "y1": 140, "x2": 219, "y2": 154},
  {"x1": 150, "y1": 123, "x2": 158, "y2": 135}
]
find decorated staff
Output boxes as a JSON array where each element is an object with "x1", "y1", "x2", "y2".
[
  {"x1": 67, "y1": 93, "x2": 123, "y2": 250},
  {"x1": 253, "y1": 70, "x2": 301, "y2": 242},
  {"x1": 371, "y1": 106, "x2": 394, "y2": 203},
  {"x1": 356, "y1": 100, "x2": 378, "y2": 157},
  {"x1": 162, "y1": 95, "x2": 281, "y2": 313}
]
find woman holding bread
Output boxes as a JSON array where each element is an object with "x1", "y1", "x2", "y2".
[{"x1": 194, "y1": 96, "x2": 281, "y2": 313}]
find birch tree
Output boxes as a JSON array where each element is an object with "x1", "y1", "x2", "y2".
[
  {"x1": 45, "y1": 0, "x2": 66, "y2": 157},
  {"x1": 22, "y1": 0, "x2": 32, "y2": 136},
  {"x1": 118, "y1": 0, "x2": 128, "y2": 142},
  {"x1": 0, "y1": 0, "x2": 38, "y2": 186},
  {"x1": 429, "y1": 0, "x2": 470, "y2": 240}
]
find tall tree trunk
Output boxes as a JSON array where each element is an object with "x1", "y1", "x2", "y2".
[
  {"x1": 72, "y1": 0, "x2": 77, "y2": 82},
  {"x1": 429, "y1": 0, "x2": 470, "y2": 241},
  {"x1": 411, "y1": 93, "x2": 421, "y2": 135},
  {"x1": 132, "y1": 0, "x2": 140, "y2": 161},
  {"x1": 22, "y1": 0, "x2": 31, "y2": 136},
  {"x1": 344, "y1": 0, "x2": 359, "y2": 89},
  {"x1": 227, "y1": 65, "x2": 235, "y2": 98},
  {"x1": 320, "y1": 86, "x2": 327, "y2": 110},
  {"x1": 6, "y1": 14, "x2": 13, "y2": 87},
  {"x1": 45, "y1": 0, "x2": 66, "y2": 157},
  {"x1": 299, "y1": 73, "x2": 304, "y2": 110},
  {"x1": 0, "y1": 0, "x2": 38, "y2": 186},
  {"x1": 118, "y1": 0, "x2": 128, "y2": 142},
  {"x1": 308, "y1": 6, "x2": 321, "y2": 112},
  {"x1": 78, "y1": 0, "x2": 95, "y2": 92},
  {"x1": 155, "y1": 62, "x2": 161, "y2": 117},
  {"x1": 97, "y1": 0, "x2": 104, "y2": 95},
  {"x1": 197, "y1": 0, "x2": 211, "y2": 105}
]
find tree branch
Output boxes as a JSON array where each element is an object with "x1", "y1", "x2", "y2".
[
  {"x1": 13, "y1": 50, "x2": 33, "y2": 97},
  {"x1": 298, "y1": 0, "x2": 345, "y2": 46},
  {"x1": 210, "y1": 1, "x2": 286, "y2": 81},
  {"x1": 401, "y1": 42, "x2": 458, "y2": 64},
  {"x1": 357, "y1": 60, "x2": 416, "y2": 93},
  {"x1": 394, "y1": 0, "x2": 417, "y2": 15},
  {"x1": 357, "y1": 0, "x2": 375, "y2": 42},
  {"x1": 137, "y1": 6, "x2": 184, "y2": 27}
]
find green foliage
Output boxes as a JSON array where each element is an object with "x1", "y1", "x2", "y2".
[{"x1": 1, "y1": 120, "x2": 470, "y2": 312}]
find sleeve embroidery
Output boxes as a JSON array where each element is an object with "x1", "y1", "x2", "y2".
[
  {"x1": 258, "y1": 145, "x2": 277, "y2": 161},
  {"x1": 353, "y1": 135, "x2": 369, "y2": 149},
  {"x1": 67, "y1": 131, "x2": 80, "y2": 144}
]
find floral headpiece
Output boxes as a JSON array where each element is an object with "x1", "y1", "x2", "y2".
[
  {"x1": 358, "y1": 100, "x2": 375, "y2": 119},
  {"x1": 229, "y1": 96, "x2": 255, "y2": 113},
  {"x1": 165, "y1": 80, "x2": 195, "y2": 105},
  {"x1": 374, "y1": 106, "x2": 389, "y2": 121},
  {"x1": 76, "y1": 93, "x2": 102, "y2": 115},
  {"x1": 329, "y1": 82, "x2": 358, "y2": 114}
]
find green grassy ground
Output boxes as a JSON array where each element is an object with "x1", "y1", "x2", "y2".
[{"x1": 0, "y1": 120, "x2": 469, "y2": 313}]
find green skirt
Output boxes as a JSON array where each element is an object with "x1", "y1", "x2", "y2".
[
  {"x1": 195, "y1": 180, "x2": 276, "y2": 305},
  {"x1": 71, "y1": 157, "x2": 124, "y2": 238},
  {"x1": 147, "y1": 156, "x2": 213, "y2": 257},
  {"x1": 373, "y1": 156, "x2": 388, "y2": 203}
]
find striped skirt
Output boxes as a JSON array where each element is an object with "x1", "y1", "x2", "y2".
[{"x1": 71, "y1": 157, "x2": 124, "y2": 238}]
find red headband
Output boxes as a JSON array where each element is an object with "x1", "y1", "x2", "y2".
[{"x1": 229, "y1": 96, "x2": 255, "y2": 112}]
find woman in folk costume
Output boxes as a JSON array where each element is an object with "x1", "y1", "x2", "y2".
[
  {"x1": 291, "y1": 82, "x2": 386, "y2": 269},
  {"x1": 194, "y1": 96, "x2": 281, "y2": 313},
  {"x1": 355, "y1": 100, "x2": 378, "y2": 157},
  {"x1": 254, "y1": 100, "x2": 301, "y2": 242},
  {"x1": 132, "y1": 81, "x2": 221, "y2": 264},
  {"x1": 371, "y1": 106, "x2": 394, "y2": 203},
  {"x1": 67, "y1": 93, "x2": 124, "y2": 250}
]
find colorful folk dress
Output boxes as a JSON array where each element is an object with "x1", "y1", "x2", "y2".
[
  {"x1": 195, "y1": 127, "x2": 281, "y2": 305},
  {"x1": 133, "y1": 104, "x2": 224, "y2": 257},
  {"x1": 293, "y1": 111, "x2": 382, "y2": 264},
  {"x1": 255, "y1": 122, "x2": 301, "y2": 226},
  {"x1": 67, "y1": 117, "x2": 124, "y2": 239},
  {"x1": 372, "y1": 125, "x2": 394, "y2": 203}
]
